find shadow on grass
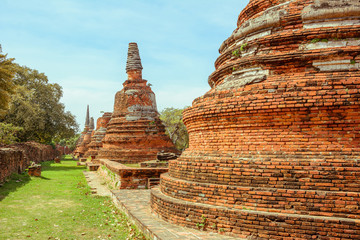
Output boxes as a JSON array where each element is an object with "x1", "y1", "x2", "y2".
[
  {"x1": 39, "y1": 176, "x2": 51, "y2": 180},
  {"x1": 60, "y1": 156, "x2": 79, "y2": 162},
  {"x1": 41, "y1": 160, "x2": 86, "y2": 172},
  {"x1": 0, "y1": 156, "x2": 84, "y2": 202},
  {"x1": 0, "y1": 172, "x2": 31, "y2": 202}
]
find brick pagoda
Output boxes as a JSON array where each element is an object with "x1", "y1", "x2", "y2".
[
  {"x1": 74, "y1": 105, "x2": 90, "y2": 157},
  {"x1": 76, "y1": 117, "x2": 94, "y2": 157},
  {"x1": 151, "y1": 0, "x2": 360, "y2": 238},
  {"x1": 84, "y1": 112, "x2": 112, "y2": 159},
  {"x1": 97, "y1": 43, "x2": 178, "y2": 163}
]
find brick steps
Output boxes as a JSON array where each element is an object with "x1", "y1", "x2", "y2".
[
  {"x1": 151, "y1": 187, "x2": 360, "y2": 239},
  {"x1": 160, "y1": 173, "x2": 360, "y2": 219}
]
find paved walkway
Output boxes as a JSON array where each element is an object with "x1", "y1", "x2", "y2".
[
  {"x1": 84, "y1": 171, "x2": 239, "y2": 240},
  {"x1": 83, "y1": 171, "x2": 111, "y2": 197}
]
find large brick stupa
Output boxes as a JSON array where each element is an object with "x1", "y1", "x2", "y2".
[
  {"x1": 97, "y1": 43, "x2": 178, "y2": 163},
  {"x1": 151, "y1": 0, "x2": 360, "y2": 238}
]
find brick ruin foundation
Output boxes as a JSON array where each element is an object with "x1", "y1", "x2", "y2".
[
  {"x1": 97, "y1": 43, "x2": 178, "y2": 164},
  {"x1": 97, "y1": 159, "x2": 168, "y2": 189},
  {"x1": 0, "y1": 142, "x2": 59, "y2": 183},
  {"x1": 151, "y1": 0, "x2": 360, "y2": 239}
]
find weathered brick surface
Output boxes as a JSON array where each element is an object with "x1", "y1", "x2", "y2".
[
  {"x1": 0, "y1": 142, "x2": 59, "y2": 183},
  {"x1": 140, "y1": 161, "x2": 168, "y2": 168},
  {"x1": 152, "y1": 187, "x2": 360, "y2": 239},
  {"x1": 85, "y1": 112, "x2": 112, "y2": 158},
  {"x1": 97, "y1": 43, "x2": 178, "y2": 163},
  {"x1": 56, "y1": 145, "x2": 71, "y2": 155},
  {"x1": 99, "y1": 159, "x2": 168, "y2": 189},
  {"x1": 151, "y1": 0, "x2": 360, "y2": 238},
  {"x1": 0, "y1": 147, "x2": 23, "y2": 183},
  {"x1": 76, "y1": 117, "x2": 94, "y2": 157},
  {"x1": 74, "y1": 105, "x2": 91, "y2": 157}
]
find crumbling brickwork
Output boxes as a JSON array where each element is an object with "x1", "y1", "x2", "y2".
[
  {"x1": 97, "y1": 43, "x2": 178, "y2": 164},
  {"x1": 98, "y1": 159, "x2": 167, "y2": 189},
  {"x1": 151, "y1": 0, "x2": 360, "y2": 238},
  {"x1": 0, "y1": 142, "x2": 59, "y2": 183},
  {"x1": 76, "y1": 117, "x2": 94, "y2": 157},
  {"x1": 85, "y1": 112, "x2": 112, "y2": 158},
  {"x1": 74, "y1": 105, "x2": 91, "y2": 157}
]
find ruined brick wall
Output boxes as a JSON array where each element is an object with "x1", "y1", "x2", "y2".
[
  {"x1": 0, "y1": 142, "x2": 59, "y2": 183},
  {"x1": 56, "y1": 145, "x2": 71, "y2": 155},
  {"x1": 99, "y1": 159, "x2": 167, "y2": 189},
  {"x1": 151, "y1": 0, "x2": 360, "y2": 239},
  {"x1": 0, "y1": 147, "x2": 23, "y2": 183}
]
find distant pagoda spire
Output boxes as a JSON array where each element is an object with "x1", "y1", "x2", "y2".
[
  {"x1": 126, "y1": 42, "x2": 143, "y2": 80},
  {"x1": 85, "y1": 105, "x2": 90, "y2": 127}
]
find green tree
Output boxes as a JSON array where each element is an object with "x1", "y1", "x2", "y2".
[
  {"x1": 2, "y1": 64, "x2": 78, "y2": 143},
  {"x1": 0, "y1": 47, "x2": 16, "y2": 116},
  {"x1": 160, "y1": 107, "x2": 189, "y2": 151},
  {"x1": 65, "y1": 134, "x2": 80, "y2": 151},
  {"x1": 0, "y1": 122, "x2": 23, "y2": 144}
]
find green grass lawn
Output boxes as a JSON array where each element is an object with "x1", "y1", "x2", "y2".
[{"x1": 0, "y1": 155, "x2": 146, "y2": 240}]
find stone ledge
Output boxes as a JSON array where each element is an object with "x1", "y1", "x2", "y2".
[
  {"x1": 87, "y1": 163, "x2": 100, "y2": 171},
  {"x1": 98, "y1": 159, "x2": 168, "y2": 189}
]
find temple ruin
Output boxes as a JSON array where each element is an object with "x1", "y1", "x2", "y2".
[
  {"x1": 84, "y1": 112, "x2": 112, "y2": 159},
  {"x1": 97, "y1": 43, "x2": 178, "y2": 164},
  {"x1": 151, "y1": 0, "x2": 360, "y2": 238},
  {"x1": 76, "y1": 117, "x2": 94, "y2": 157},
  {"x1": 74, "y1": 105, "x2": 90, "y2": 158}
]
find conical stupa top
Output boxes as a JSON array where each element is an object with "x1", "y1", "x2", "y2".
[
  {"x1": 89, "y1": 117, "x2": 94, "y2": 130},
  {"x1": 126, "y1": 42, "x2": 143, "y2": 73},
  {"x1": 85, "y1": 105, "x2": 90, "y2": 127}
]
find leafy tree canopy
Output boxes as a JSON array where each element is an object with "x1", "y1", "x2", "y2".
[
  {"x1": 160, "y1": 107, "x2": 189, "y2": 151},
  {"x1": 0, "y1": 122, "x2": 23, "y2": 145},
  {"x1": 1, "y1": 63, "x2": 79, "y2": 144},
  {"x1": 64, "y1": 134, "x2": 80, "y2": 151},
  {"x1": 0, "y1": 47, "x2": 16, "y2": 116}
]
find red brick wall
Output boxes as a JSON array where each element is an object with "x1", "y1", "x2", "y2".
[{"x1": 0, "y1": 142, "x2": 59, "y2": 183}]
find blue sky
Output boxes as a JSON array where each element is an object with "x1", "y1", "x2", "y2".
[{"x1": 0, "y1": 0, "x2": 247, "y2": 130}]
